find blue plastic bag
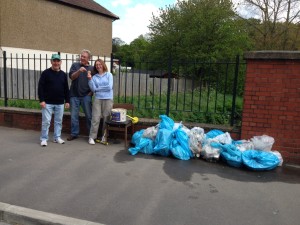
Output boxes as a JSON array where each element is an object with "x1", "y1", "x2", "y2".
[
  {"x1": 170, "y1": 139, "x2": 192, "y2": 160},
  {"x1": 242, "y1": 150, "x2": 280, "y2": 170},
  {"x1": 129, "y1": 137, "x2": 154, "y2": 155},
  {"x1": 131, "y1": 129, "x2": 144, "y2": 145},
  {"x1": 159, "y1": 115, "x2": 174, "y2": 131},
  {"x1": 139, "y1": 139, "x2": 155, "y2": 155},
  {"x1": 153, "y1": 128, "x2": 172, "y2": 156},
  {"x1": 212, "y1": 143, "x2": 243, "y2": 168},
  {"x1": 174, "y1": 128, "x2": 191, "y2": 152},
  {"x1": 205, "y1": 129, "x2": 224, "y2": 139},
  {"x1": 170, "y1": 127, "x2": 193, "y2": 160}
]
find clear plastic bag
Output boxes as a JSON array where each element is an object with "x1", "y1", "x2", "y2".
[
  {"x1": 211, "y1": 132, "x2": 232, "y2": 145},
  {"x1": 251, "y1": 135, "x2": 275, "y2": 151},
  {"x1": 272, "y1": 150, "x2": 283, "y2": 166},
  {"x1": 234, "y1": 140, "x2": 254, "y2": 152},
  {"x1": 143, "y1": 125, "x2": 158, "y2": 140},
  {"x1": 189, "y1": 127, "x2": 204, "y2": 155},
  {"x1": 201, "y1": 140, "x2": 221, "y2": 162}
]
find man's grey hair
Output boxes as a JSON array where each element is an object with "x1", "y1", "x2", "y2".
[{"x1": 81, "y1": 49, "x2": 91, "y2": 59}]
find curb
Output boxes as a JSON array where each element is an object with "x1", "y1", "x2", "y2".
[{"x1": 0, "y1": 202, "x2": 105, "y2": 225}]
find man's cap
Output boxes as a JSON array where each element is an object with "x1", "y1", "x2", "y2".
[{"x1": 51, "y1": 54, "x2": 61, "y2": 61}]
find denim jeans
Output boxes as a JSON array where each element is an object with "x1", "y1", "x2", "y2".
[
  {"x1": 70, "y1": 95, "x2": 92, "y2": 137},
  {"x1": 40, "y1": 104, "x2": 64, "y2": 141}
]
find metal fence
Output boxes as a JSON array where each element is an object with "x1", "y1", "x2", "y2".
[{"x1": 0, "y1": 51, "x2": 245, "y2": 126}]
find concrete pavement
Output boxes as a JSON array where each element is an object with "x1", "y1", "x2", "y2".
[{"x1": 0, "y1": 126, "x2": 300, "y2": 225}]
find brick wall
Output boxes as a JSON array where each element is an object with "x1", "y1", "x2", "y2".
[
  {"x1": 242, "y1": 51, "x2": 300, "y2": 164},
  {"x1": 0, "y1": 108, "x2": 89, "y2": 136},
  {"x1": 0, "y1": 107, "x2": 240, "y2": 140}
]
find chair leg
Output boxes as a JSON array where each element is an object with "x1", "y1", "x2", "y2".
[{"x1": 125, "y1": 126, "x2": 128, "y2": 148}]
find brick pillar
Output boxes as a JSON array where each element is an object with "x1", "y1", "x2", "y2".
[{"x1": 242, "y1": 51, "x2": 300, "y2": 164}]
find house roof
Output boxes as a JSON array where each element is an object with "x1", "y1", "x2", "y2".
[{"x1": 52, "y1": 0, "x2": 119, "y2": 20}]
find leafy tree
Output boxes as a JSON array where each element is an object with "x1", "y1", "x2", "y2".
[
  {"x1": 113, "y1": 44, "x2": 134, "y2": 67},
  {"x1": 112, "y1": 37, "x2": 125, "y2": 54},
  {"x1": 113, "y1": 35, "x2": 150, "y2": 68},
  {"x1": 147, "y1": 0, "x2": 251, "y2": 64},
  {"x1": 237, "y1": 0, "x2": 300, "y2": 50},
  {"x1": 129, "y1": 35, "x2": 150, "y2": 62},
  {"x1": 112, "y1": 0, "x2": 252, "y2": 95},
  {"x1": 145, "y1": 0, "x2": 251, "y2": 98}
]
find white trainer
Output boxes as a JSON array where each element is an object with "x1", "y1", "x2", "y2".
[
  {"x1": 41, "y1": 140, "x2": 47, "y2": 147},
  {"x1": 54, "y1": 138, "x2": 65, "y2": 144},
  {"x1": 88, "y1": 138, "x2": 95, "y2": 145}
]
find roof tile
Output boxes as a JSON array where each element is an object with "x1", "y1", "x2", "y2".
[{"x1": 54, "y1": 0, "x2": 119, "y2": 20}]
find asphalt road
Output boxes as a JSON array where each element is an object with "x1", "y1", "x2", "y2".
[{"x1": 0, "y1": 126, "x2": 299, "y2": 225}]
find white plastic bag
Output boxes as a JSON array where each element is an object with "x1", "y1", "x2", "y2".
[
  {"x1": 272, "y1": 150, "x2": 283, "y2": 166},
  {"x1": 143, "y1": 125, "x2": 158, "y2": 140},
  {"x1": 251, "y1": 135, "x2": 275, "y2": 151},
  {"x1": 173, "y1": 122, "x2": 182, "y2": 130},
  {"x1": 189, "y1": 127, "x2": 205, "y2": 155},
  {"x1": 235, "y1": 140, "x2": 254, "y2": 152},
  {"x1": 211, "y1": 132, "x2": 232, "y2": 145},
  {"x1": 201, "y1": 140, "x2": 221, "y2": 161}
]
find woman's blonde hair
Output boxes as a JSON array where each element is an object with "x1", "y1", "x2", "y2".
[{"x1": 93, "y1": 59, "x2": 108, "y2": 73}]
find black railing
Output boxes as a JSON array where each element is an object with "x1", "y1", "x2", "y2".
[{"x1": 0, "y1": 51, "x2": 245, "y2": 126}]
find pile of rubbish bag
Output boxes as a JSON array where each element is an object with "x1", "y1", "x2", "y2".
[{"x1": 129, "y1": 115, "x2": 283, "y2": 171}]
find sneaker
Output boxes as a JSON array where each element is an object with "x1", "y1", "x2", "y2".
[
  {"x1": 54, "y1": 138, "x2": 65, "y2": 144},
  {"x1": 41, "y1": 140, "x2": 47, "y2": 147},
  {"x1": 67, "y1": 135, "x2": 77, "y2": 141},
  {"x1": 88, "y1": 138, "x2": 95, "y2": 145}
]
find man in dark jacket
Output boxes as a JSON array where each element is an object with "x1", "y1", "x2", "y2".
[
  {"x1": 38, "y1": 53, "x2": 70, "y2": 147},
  {"x1": 67, "y1": 49, "x2": 93, "y2": 141}
]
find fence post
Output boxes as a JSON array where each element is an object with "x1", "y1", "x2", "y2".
[
  {"x1": 230, "y1": 55, "x2": 240, "y2": 126},
  {"x1": 110, "y1": 53, "x2": 114, "y2": 73},
  {"x1": 3, "y1": 51, "x2": 8, "y2": 107},
  {"x1": 166, "y1": 55, "x2": 172, "y2": 116}
]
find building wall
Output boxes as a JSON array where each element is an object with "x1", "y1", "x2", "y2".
[
  {"x1": 0, "y1": 0, "x2": 113, "y2": 56},
  {"x1": 242, "y1": 51, "x2": 300, "y2": 164}
]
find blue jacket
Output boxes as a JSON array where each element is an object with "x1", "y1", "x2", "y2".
[{"x1": 88, "y1": 72, "x2": 113, "y2": 100}]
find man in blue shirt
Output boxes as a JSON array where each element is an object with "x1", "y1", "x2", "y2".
[
  {"x1": 38, "y1": 54, "x2": 70, "y2": 147},
  {"x1": 67, "y1": 49, "x2": 93, "y2": 141}
]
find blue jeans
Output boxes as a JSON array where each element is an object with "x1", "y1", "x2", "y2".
[
  {"x1": 40, "y1": 104, "x2": 64, "y2": 141},
  {"x1": 70, "y1": 95, "x2": 92, "y2": 137}
]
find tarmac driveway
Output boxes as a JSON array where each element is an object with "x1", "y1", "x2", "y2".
[{"x1": 0, "y1": 126, "x2": 299, "y2": 225}]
